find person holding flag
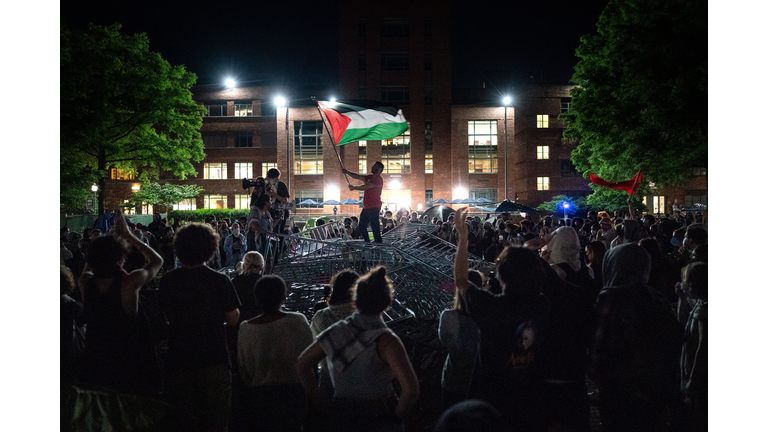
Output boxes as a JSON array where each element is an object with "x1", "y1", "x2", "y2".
[{"x1": 343, "y1": 162, "x2": 385, "y2": 243}]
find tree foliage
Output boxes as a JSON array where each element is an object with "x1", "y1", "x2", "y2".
[
  {"x1": 537, "y1": 194, "x2": 589, "y2": 216},
  {"x1": 60, "y1": 22, "x2": 206, "y2": 214},
  {"x1": 121, "y1": 182, "x2": 204, "y2": 211},
  {"x1": 562, "y1": 0, "x2": 707, "y2": 189},
  {"x1": 583, "y1": 185, "x2": 648, "y2": 214}
]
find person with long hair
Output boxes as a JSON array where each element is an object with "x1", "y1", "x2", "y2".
[
  {"x1": 237, "y1": 275, "x2": 313, "y2": 431},
  {"x1": 77, "y1": 212, "x2": 163, "y2": 395},
  {"x1": 158, "y1": 222, "x2": 241, "y2": 432},
  {"x1": 232, "y1": 251, "x2": 265, "y2": 322},
  {"x1": 297, "y1": 266, "x2": 420, "y2": 432}
]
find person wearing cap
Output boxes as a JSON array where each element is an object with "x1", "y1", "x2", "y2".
[{"x1": 596, "y1": 217, "x2": 617, "y2": 249}]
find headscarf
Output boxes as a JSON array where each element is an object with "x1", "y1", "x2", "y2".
[
  {"x1": 548, "y1": 226, "x2": 581, "y2": 272},
  {"x1": 602, "y1": 243, "x2": 651, "y2": 288}
]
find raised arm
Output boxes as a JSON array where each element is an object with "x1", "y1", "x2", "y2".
[
  {"x1": 453, "y1": 207, "x2": 470, "y2": 296},
  {"x1": 115, "y1": 212, "x2": 163, "y2": 313},
  {"x1": 378, "y1": 333, "x2": 420, "y2": 419},
  {"x1": 342, "y1": 168, "x2": 365, "y2": 181}
]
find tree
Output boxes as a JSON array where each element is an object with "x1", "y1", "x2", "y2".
[
  {"x1": 61, "y1": 22, "x2": 206, "y2": 214},
  {"x1": 537, "y1": 194, "x2": 589, "y2": 216},
  {"x1": 562, "y1": 0, "x2": 707, "y2": 195},
  {"x1": 121, "y1": 182, "x2": 204, "y2": 212}
]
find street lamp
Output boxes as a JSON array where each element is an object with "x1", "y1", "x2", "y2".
[
  {"x1": 91, "y1": 184, "x2": 98, "y2": 214},
  {"x1": 503, "y1": 96, "x2": 512, "y2": 200},
  {"x1": 275, "y1": 96, "x2": 289, "y2": 190},
  {"x1": 225, "y1": 78, "x2": 235, "y2": 88},
  {"x1": 562, "y1": 201, "x2": 570, "y2": 221}
]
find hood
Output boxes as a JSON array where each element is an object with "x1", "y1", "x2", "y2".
[
  {"x1": 602, "y1": 243, "x2": 651, "y2": 288},
  {"x1": 623, "y1": 219, "x2": 642, "y2": 243},
  {"x1": 548, "y1": 226, "x2": 581, "y2": 272}
]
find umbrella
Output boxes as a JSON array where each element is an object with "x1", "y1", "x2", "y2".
[
  {"x1": 320, "y1": 199, "x2": 341, "y2": 205},
  {"x1": 297, "y1": 199, "x2": 319, "y2": 205},
  {"x1": 433, "y1": 198, "x2": 451, "y2": 204},
  {"x1": 476, "y1": 197, "x2": 493, "y2": 203},
  {"x1": 339, "y1": 198, "x2": 361, "y2": 205},
  {"x1": 459, "y1": 197, "x2": 480, "y2": 204},
  {"x1": 494, "y1": 199, "x2": 539, "y2": 214},
  {"x1": 422, "y1": 205, "x2": 455, "y2": 223}
]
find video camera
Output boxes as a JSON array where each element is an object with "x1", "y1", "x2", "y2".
[{"x1": 242, "y1": 178, "x2": 265, "y2": 190}]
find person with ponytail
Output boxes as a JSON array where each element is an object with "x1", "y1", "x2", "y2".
[
  {"x1": 297, "y1": 266, "x2": 419, "y2": 432},
  {"x1": 77, "y1": 211, "x2": 163, "y2": 394}
]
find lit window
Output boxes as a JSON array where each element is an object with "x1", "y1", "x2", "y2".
[
  {"x1": 140, "y1": 203, "x2": 153, "y2": 215},
  {"x1": 382, "y1": 124, "x2": 410, "y2": 174},
  {"x1": 234, "y1": 103, "x2": 252, "y2": 116},
  {"x1": 652, "y1": 196, "x2": 666, "y2": 214},
  {"x1": 381, "y1": 87, "x2": 410, "y2": 104},
  {"x1": 295, "y1": 189, "x2": 323, "y2": 209},
  {"x1": 204, "y1": 163, "x2": 227, "y2": 180},
  {"x1": 205, "y1": 102, "x2": 226, "y2": 117},
  {"x1": 110, "y1": 168, "x2": 135, "y2": 180},
  {"x1": 294, "y1": 121, "x2": 324, "y2": 174},
  {"x1": 234, "y1": 194, "x2": 250, "y2": 209},
  {"x1": 261, "y1": 162, "x2": 277, "y2": 178},
  {"x1": 381, "y1": 53, "x2": 409, "y2": 70},
  {"x1": 173, "y1": 198, "x2": 196, "y2": 210},
  {"x1": 204, "y1": 194, "x2": 227, "y2": 209},
  {"x1": 380, "y1": 189, "x2": 411, "y2": 213},
  {"x1": 468, "y1": 120, "x2": 498, "y2": 173},
  {"x1": 537, "y1": 177, "x2": 549, "y2": 191},
  {"x1": 424, "y1": 122, "x2": 433, "y2": 173},
  {"x1": 122, "y1": 200, "x2": 136, "y2": 215},
  {"x1": 358, "y1": 141, "x2": 367, "y2": 173},
  {"x1": 537, "y1": 115, "x2": 549, "y2": 128},
  {"x1": 234, "y1": 163, "x2": 252, "y2": 179},
  {"x1": 236, "y1": 131, "x2": 253, "y2": 148},
  {"x1": 536, "y1": 146, "x2": 549, "y2": 159}
]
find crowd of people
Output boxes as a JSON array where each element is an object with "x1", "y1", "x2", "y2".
[{"x1": 60, "y1": 162, "x2": 707, "y2": 431}]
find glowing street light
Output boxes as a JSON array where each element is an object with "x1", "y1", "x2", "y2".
[
  {"x1": 330, "y1": 97, "x2": 337, "y2": 103},
  {"x1": 225, "y1": 78, "x2": 235, "y2": 88},
  {"x1": 562, "y1": 201, "x2": 570, "y2": 220},
  {"x1": 91, "y1": 184, "x2": 99, "y2": 192},
  {"x1": 275, "y1": 96, "x2": 286, "y2": 107}
]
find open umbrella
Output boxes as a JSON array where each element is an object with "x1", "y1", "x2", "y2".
[
  {"x1": 494, "y1": 199, "x2": 539, "y2": 214},
  {"x1": 459, "y1": 197, "x2": 480, "y2": 204},
  {"x1": 433, "y1": 198, "x2": 451, "y2": 204},
  {"x1": 476, "y1": 197, "x2": 493, "y2": 204},
  {"x1": 339, "y1": 198, "x2": 361, "y2": 205},
  {"x1": 297, "y1": 199, "x2": 319, "y2": 205},
  {"x1": 422, "y1": 205, "x2": 455, "y2": 223},
  {"x1": 320, "y1": 199, "x2": 341, "y2": 205}
]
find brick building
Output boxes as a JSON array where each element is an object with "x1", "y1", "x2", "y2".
[{"x1": 104, "y1": 1, "x2": 706, "y2": 217}]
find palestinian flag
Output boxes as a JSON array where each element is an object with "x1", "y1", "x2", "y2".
[
  {"x1": 589, "y1": 171, "x2": 643, "y2": 195},
  {"x1": 317, "y1": 100, "x2": 408, "y2": 146}
]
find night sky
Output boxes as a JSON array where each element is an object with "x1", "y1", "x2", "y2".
[{"x1": 61, "y1": 0, "x2": 608, "y2": 89}]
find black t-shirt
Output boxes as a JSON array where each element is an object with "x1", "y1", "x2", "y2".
[{"x1": 158, "y1": 266, "x2": 241, "y2": 370}]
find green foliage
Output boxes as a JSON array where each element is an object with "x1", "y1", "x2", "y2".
[
  {"x1": 168, "y1": 209, "x2": 250, "y2": 223},
  {"x1": 121, "y1": 182, "x2": 204, "y2": 210},
  {"x1": 537, "y1": 194, "x2": 589, "y2": 216},
  {"x1": 562, "y1": 0, "x2": 707, "y2": 189},
  {"x1": 60, "y1": 22, "x2": 206, "y2": 213}
]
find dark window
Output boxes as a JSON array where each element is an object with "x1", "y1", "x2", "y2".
[
  {"x1": 381, "y1": 53, "x2": 409, "y2": 71},
  {"x1": 560, "y1": 159, "x2": 579, "y2": 177},
  {"x1": 358, "y1": 20, "x2": 366, "y2": 37},
  {"x1": 424, "y1": 53, "x2": 432, "y2": 71},
  {"x1": 381, "y1": 87, "x2": 410, "y2": 104},
  {"x1": 425, "y1": 121, "x2": 433, "y2": 173},
  {"x1": 295, "y1": 190, "x2": 324, "y2": 209},
  {"x1": 381, "y1": 20, "x2": 408, "y2": 36},
  {"x1": 358, "y1": 87, "x2": 367, "y2": 99},
  {"x1": 235, "y1": 131, "x2": 253, "y2": 148},
  {"x1": 684, "y1": 191, "x2": 707, "y2": 208},
  {"x1": 358, "y1": 53, "x2": 366, "y2": 71},
  {"x1": 203, "y1": 132, "x2": 227, "y2": 148},
  {"x1": 424, "y1": 86, "x2": 433, "y2": 105},
  {"x1": 424, "y1": 20, "x2": 432, "y2": 37},
  {"x1": 426, "y1": 189, "x2": 433, "y2": 206},
  {"x1": 560, "y1": 97, "x2": 572, "y2": 113},
  {"x1": 205, "y1": 102, "x2": 227, "y2": 117}
]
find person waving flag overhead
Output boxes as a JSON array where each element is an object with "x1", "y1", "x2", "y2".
[{"x1": 317, "y1": 100, "x2": 408, "y2": 146}]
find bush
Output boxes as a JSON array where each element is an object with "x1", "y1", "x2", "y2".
[{"x1": 168, "y1": 209, "x2": 250, "y2": 224}]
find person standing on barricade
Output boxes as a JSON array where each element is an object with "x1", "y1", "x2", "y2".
[{"x1": 343, "y1": 161, "x2": 384, "y2": 243}]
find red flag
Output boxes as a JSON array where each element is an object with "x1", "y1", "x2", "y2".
[{"x1": 589, "y1": 171, "x2": 643, "y2": 195}]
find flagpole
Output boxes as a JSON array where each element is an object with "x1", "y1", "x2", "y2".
[{"x1": 315, "y1": 103, "x2": 351, "y2": 187}]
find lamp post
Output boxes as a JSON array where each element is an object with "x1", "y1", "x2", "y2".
[
  {"x1": 91, "y1": 184, "x2": 99, "y2": 214},
  {"x1": 503, "y1": 96, "x2": 511, "y2": 200},
  {"x1": 562, "y1": 201, "x2": 570, "y2": 221},
  {"x1": 275, "y1": 96, "x2": 289, "y2": 191}
]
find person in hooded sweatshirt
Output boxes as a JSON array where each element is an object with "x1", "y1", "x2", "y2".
[
  {"x1": 591, "y1": 243, "x2": 683, "y2": 432},
  {"x1": 545, "y1": 226, "x2": 600, "y2": 303}
]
